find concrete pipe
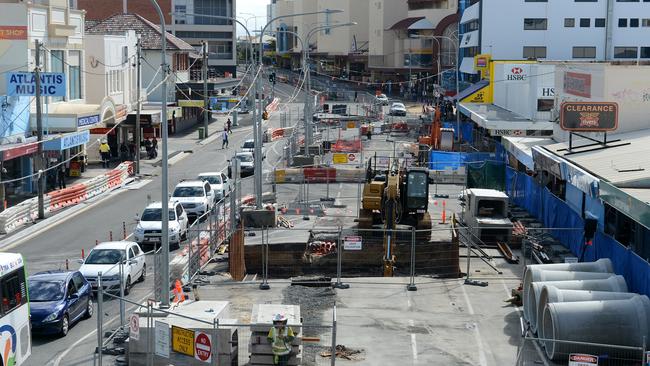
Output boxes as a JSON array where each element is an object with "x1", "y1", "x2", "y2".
[
  {"x1": 537, "y1": 286, "x2": 638, "y2": 339},
  {"x1": 528, "y1": 276, "x2": 628, "y2": 334},
  {"x1": 522, "y1": 259, "x2": 613, "y2": 321},
  {"x1": 542, "y1": 296, "x2": 650, "y2": 361}
]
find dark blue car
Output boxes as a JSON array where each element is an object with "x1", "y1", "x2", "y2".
[{"x1": 29, "y1": 270, "x2": 93, "y2": 336}]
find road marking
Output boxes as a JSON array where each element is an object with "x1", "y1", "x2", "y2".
[
  {"x1": 460, "y1": 282, "x2": 488, "y2": 366},
  {"x1": 409, "y1": 319, "x2": 418, "y2": 362}
]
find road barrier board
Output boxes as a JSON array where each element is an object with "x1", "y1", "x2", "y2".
[{"x1": 172, "y1": 325, "x2": 195, "y2": 357}]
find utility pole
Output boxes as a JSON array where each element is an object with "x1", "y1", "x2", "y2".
[
  {"x1": 254, "y1": 27, "x2": 263, "y2": 209},
  {"x1": 303, "y1": 52, "x2": 312, "y2": 150},
  {"x1": 35, "y1": 39, "x2": 45, "y2": 220},
  {"x1": 135, "y1": 37, "x2": 141, "y2": 175},
  {"x1": 202, "y1": 40, "x2": 209, "y2": 138}
]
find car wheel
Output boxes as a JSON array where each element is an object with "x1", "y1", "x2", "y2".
[
  {"x1": 84, "y1": 298, "x2": 93, "y2": 319},
  {"x1": 124, "y1": 275, "x2": 131, "y2": 296},
  {"x1": 139, "y1": 264, "x2": 146, "y2": 282},
  {"x1": 60, "y1": 314, "x2": 69, "y2": 337}
]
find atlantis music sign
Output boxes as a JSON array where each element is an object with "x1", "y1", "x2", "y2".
[{"x1": 560, "y1": 102, "x2": 618, "y2": 132}]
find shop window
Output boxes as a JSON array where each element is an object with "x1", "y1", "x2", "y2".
[
  {"x1": 68, "y1": 50, "x2": 82, "y2": 100},
  {"x1": 614, "y1": 46, "x2": 638, "y2": 58},
  {"x1": 537, "y1": 99, "x2": 553, "y2": 111}
]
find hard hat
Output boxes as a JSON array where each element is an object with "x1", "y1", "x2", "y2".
[
  {"x1": 272, "y1": 313, "x2": 287, "y2": 323},
  {"x1": 101, "y1": 139, "x2": 107, "y2": 143}
]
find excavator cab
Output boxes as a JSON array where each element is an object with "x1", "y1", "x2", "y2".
[{"x1": 404, "y1": 168, "x2": 429, "y2": 214}]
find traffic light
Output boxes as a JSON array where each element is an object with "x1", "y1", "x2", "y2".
[{"x1": 269, "y1": 72, "x2": 276, "y2": 84}]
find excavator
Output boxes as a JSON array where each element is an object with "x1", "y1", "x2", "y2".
[
  {"x1": 418, "y1": 107, "x2": 455, "y2": 163},
  {"x1": 358, "y1": 157, "x2": 432, "y2": 276}
]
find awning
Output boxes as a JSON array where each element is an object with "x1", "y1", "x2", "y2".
[
  {"x1": 0, "y1": 138, "x2": 39, "y2": 161},
  {"x1": 502, "y1": 136, "x2": 554, "y2": 171},
  {"x1": 453, "y1": 79, "x2": 489, "y2": 102},
  {"x1": 409, "y1": 18, "x2": 435, "y2": 30},
  {"x1": 459, "y1": 102, "x2": 554, "y2": 134},
  {"x1": 601, "y1": 182, "x2": 650, "y2": 229},
  {"x1": 43, "y1": 130, "x2": 90, "y2": 151},
  {"x1": 389, "y1": 17, "x2": 425, "y2": 30},
  {"x1": 460, "y1": 2, "x2": 479, "y2": 24},
  {"x1": 460, "y1": 57, "x2": 478, "y2": 74},
  {"x1": 30, "y1": 102, "x2": 104, "y2": 133}
]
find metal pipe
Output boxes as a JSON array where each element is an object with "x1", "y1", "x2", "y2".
[{"x1": 96, "y1": 272, "x2": 103, "y2": 365}]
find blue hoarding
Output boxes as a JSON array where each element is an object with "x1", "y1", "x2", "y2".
[{"x1": 6, "y1": 72, "x2": 66, "y2": 97}]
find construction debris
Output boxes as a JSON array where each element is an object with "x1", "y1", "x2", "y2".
[{"x1": 320, "y1": 345, "x2": 365, "y2": 361}]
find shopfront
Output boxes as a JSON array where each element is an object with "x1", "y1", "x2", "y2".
[
  {"x1": 43, "y1": 130, "x2": 90, "y2": 180},
  {"x1": 0, "y1": 140, "x2": 38, "y2": 199}
]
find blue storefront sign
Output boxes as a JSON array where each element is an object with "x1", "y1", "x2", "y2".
[
  {"x1": 43, "y1": 130, "x2": 90, "y2": 151},
  {"x1": 77, "y1": 114, "x2": 100, "y2": 127},
  {"x1": 6, "y1": 72, "x2": 66, "y2": 97}
]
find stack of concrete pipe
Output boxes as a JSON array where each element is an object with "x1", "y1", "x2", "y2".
[{"x1": 522, "y1": 258, "x2": 650, "y2": 362}]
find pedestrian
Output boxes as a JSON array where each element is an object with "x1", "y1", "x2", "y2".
[
  {"x1": 151, "y1": 137, "x2": 158, "y2": 158},
  {"x1": 222, "y1": 130, "x2": 229, "y2": 149},
  {"x1": 99, "y1": 139, "x2": 111, "y2": 168},
  {"x1": 128, "y1": 141, "x2": 136, "y2": 161},
  {"x1": 57, "y1": 166, "x2": 66, "y2": 189},
  {"x1": 267, "y1": 314, "x2": 295, "y2": 366},
  {"x1": 119, "y1": 143, "x2": 129, "y2": 162},
  {"x1": 227, "y1": 118, "x2": 232, "y2": 134},
  {"x1": 144, "y1": 137, "x2": 152, "y2": 158}
]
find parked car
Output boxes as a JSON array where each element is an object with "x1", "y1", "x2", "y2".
[
  {"x1": 198, "y1": 172, "x2": 230, "y2": 202},
  {"x1": 375, "y1": 94, "x2": 389, "y2": 106},
  {"x1": 79, "y1": 241, "x2": 146, "y2": 296},
  {"x1": 235, "y1": 151, "x2": 255, "y2": 177},
  {"x1": 241, "y1": 139, "x2": 266, "y2": 159},
  {"x1": 171, "y1": 180, "x2": 213, "y2": 221},
  {"x1": 29, "y1": 270, "x2": 93, "y2": 336},
  {"x1": 133, "y1": 201, "x2": 188, "y2": 250},
  {"x1": 389, "y1": 102, "x2": 407, "y2": 116}
]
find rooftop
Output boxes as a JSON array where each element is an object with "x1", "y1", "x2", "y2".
[{"x1": 85, "y1": 13, "x2": 194, "y2": 51}]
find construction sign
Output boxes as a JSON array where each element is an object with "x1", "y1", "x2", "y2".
[
  {"x1": 569, "y1": 354, "x2": 598, "y2": 366},
  {"x1": 332, "y1": 153, "x2": 348, "y2": 164},
  {"x1": 172, "y1": 325, "x2": 195, "y2": 357},
  {"x1": 194, "y1": 331, "x2": 213, "y2": 362}
]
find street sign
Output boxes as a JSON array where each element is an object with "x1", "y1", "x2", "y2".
[
  {"x1": 560, "y1": 102, "x2": 618, "y2": 132},
  {"x1": 6, "y1": 72, "x2": 66, "y2": 96},
  {"x1": 348, "y1": 153, "x2": 356, "y2": 162},
  {"x1": 129, "y1": 314, "x2": 140, "y2": 341},
  {"x1": 155, "y1": 321, "x2": 170, "y2": 358},
  {"x1": 343, "y1": 236, "x2": 362, "y2": 250},
  {"x1": 332, "y1": 153, "x2": 348, "y2": 164},
  {"x1": 172, "y1": 325, "x2": 195, "y2": 357},
  {"x1": 569, "y1": 354, "x2": 598, "y2": 366},
  {"x1": 194, "y1": 331, "x2": 213, "y2": 362}
]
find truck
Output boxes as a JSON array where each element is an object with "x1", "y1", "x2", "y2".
[{"x1": 459, "y1": 188, "x2": 513, "y2": 246}]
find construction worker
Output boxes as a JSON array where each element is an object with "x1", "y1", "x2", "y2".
[
  {"x1": 99, "y1": 139, "x2": 111, "y2": 168},
  {"x1": 267, "y1": 314, "x2": 294, "y2": 366}
]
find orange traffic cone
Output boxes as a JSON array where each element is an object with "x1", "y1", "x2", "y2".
[
  {"x1": 173, "y1": 280, "x2": 185, "y2": 304},
  {"x1": 441, "y1": 201, "x2": 447, "y2": 224}
]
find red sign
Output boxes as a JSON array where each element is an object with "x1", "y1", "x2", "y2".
[
  {"x1": 194, "y1": 332, "x2": 212, "y2": 362},
  {"x1": 2, "y1": 142, "x2": 39, "y2": 161},
  {"x1": 511, "y1": 67, "x2": 523, "y2": 75},
  {"x1": 0, "y1": 26, "x2": 27, "y2": 40},
  {"x1": 564, "y1": 72, "x2": 592, "y2": 98},
  {"x1": 569, "y1": 353, "x2": 598, "y2": 365}
]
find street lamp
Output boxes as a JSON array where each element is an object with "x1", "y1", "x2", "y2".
[
  {"x1": 254, "y1": 9, "x2": 343, "y2": 209},
  {"x1": 411, "y1": 34, "x2": 460, "y2": 142},
  {"x1": 302, "y1": 22, "x2": 357, "y2": 149}
]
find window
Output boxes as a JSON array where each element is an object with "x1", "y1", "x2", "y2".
[
  {"x1": 619, "y1": 18, "x2": 628, "y2": 27},
  {"x1": 524, "y1": 18, "x2": 547, "y2": 30},
  {"x1": 128, "y1": 247, "x2": 135, "y2": 260},
  {"x1": 68, "y1": 50, "x2": 81, "y2": 100},
  {"x1": 523, "y1": 46, "x2": 547, "y2": 58},
  {"x1": 537, "y1": 99, "x2": 554, "y2": 111},
  {"x1": 614, "y1": 46, "x2": 638, "y2": 58},
  {"x1": 564, "y1": 18, "x2": 575, "y2": 27},
  {"x1": 194, "y1": 0, "x2": 232, "y2": 25},
  {"x1": 630, "y1": 18, "x2": 639, "y2": 27},
  {"x1": 595, "y1": 18, "x2": 606, "y2": 27},
  {"x1": 1, "y1": 270, "x2": 27, "y2": 315},
  {"x1": 643, "y1": 19, "x2": 650, "y2": 27},
  {"x1": 50, "y1": 50, "x2": 65, "y2": 102},
  {"x1": 580, "y1": 18, "x2": 590, "y2": 27},
  {"x1": 175, "y1": 5, "x2": 186, "y2": 24},
  {"x1": 641, "y1": 47, "x2": 650, "y2": 58},
  {"x1": 72, "y1": 273, "x2": 85, "y2": 290},
  {"x1": 573, "y1": 46, "x2": 597, "y2": 58}
]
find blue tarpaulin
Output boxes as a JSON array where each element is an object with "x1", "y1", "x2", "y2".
[{"x1": 429, "y1": 150, "x2": 505, "y2": 171}]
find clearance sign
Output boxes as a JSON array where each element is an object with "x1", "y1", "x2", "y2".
[{"x1": 560, "y1": 102, "x2": 618, "y2": 132}]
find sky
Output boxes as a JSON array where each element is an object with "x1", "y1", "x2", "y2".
[{"x1": 236, "y1": 0, "x2": 269, "y2": 35}]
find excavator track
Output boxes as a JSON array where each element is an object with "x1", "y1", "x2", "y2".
[{"x1": 416, "y1": 212, "x2": 432, "y2": 242}]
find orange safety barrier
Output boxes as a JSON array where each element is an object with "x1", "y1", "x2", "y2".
[
  {"x1": 47, "y1": 184, "x2": 87, "y2": 210},
  {"x1": 271, "y1": 128, "x2": 285, "y2": 141}
]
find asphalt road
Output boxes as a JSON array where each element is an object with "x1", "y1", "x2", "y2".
[{"x1": 20, "y1": 80, "x2": 305, "y2": 366}]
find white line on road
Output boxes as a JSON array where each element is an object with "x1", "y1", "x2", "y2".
[
  {"x1": 460, "y1": 281, "x2": 488, "y2": 366},
  {"x1": 409, "y1": 319, "x2": 418, "y2": 362}
]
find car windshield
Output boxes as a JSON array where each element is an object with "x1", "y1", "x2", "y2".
[
  {"x1": 242, "y1": 141, "x2": 255, "y2": 149},
  {"x1": 85, "y1": 249, "x2": 126, "y2": 265},
  {"x1": 28, "y1": 280, "x2": 64, "y2": 302},
  {"x1": 200, "y1": 176, "x2": 221, "y2": 185},
  {"x1": 141, "y1": 208, "x2": 176, "y2": 221},
  {"x1": 236, "y1": 154, "x2": 253, "y2": 163},
  {"x1": 173, "y1": 187, "x2": 205, "y2": 197}
]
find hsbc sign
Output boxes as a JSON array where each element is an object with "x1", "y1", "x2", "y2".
[{"x1": 504, "y1": 64, "x2": 530, "y2": 82}]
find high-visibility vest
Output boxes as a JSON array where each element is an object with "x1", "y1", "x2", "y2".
[
  {"x1": 99, "y1": 143, "x2": 110, "y2": 153},
  {"x1": 267, "y1": 326, "x2": 294, "y2": 356}
]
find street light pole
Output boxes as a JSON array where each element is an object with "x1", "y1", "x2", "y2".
[{"x1": 149, "y1": 0, "x2": 170, "y2": 308}]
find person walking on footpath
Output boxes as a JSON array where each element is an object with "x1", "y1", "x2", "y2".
[
  {"x1": 99, "y1": 139, "x2": 111, "y2": 168},
  {"x1": 221, "y1": 130, "x2": 229, "y2": 149},
  {"x1": 151, "y1": 137, "x2": 158, "y2": 158},
  {"x1": 267, "y1": 314, "x2": 295, "y2": 366},
  {"x1": 227, "y1": 118, "x2": 232, "y2": 134},
  {"x1": 57, "y1": 166, "x2": 66, "y2": 189}
]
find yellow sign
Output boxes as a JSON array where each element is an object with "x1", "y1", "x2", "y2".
[
  {"x1": 275, "y1": 169, "x2": 286, "y2": 183},
  {"x1": 332, "y1": 153, "x2": 348, "y2": 164},
  {"x1": 178, "y1": 100, "x2": 204, "y2": 108},
  {"x1": 172, "y1": 325, "x2": 195, "y2": 357},
  {"x1": 474, "y1": 54, "x2": 491, "y2": 80},
  {"x1": 346, "y1": 121, "x2": 357, "y2": 129},
  {"x1": 462, "y1": 88, "x2": 490, "y2": 103}
]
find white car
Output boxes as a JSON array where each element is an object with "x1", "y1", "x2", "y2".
[
  {"x1": 171, "y1": 180, "x2": 213, "y2": 221},
  {"x1": 198, "y1": 172, "x2": 230, "y2": 202},
  {"x1": 79, "y1": 241, "x2": 146, "y2": 295},
  {"x1": 133, "y1": 201, "x2": 188, "y2": 250},
  {"x1": 235, "y1": 152, "x2": 255, "y2": 177},
  {"x1": 389, "y1": 102, "x2": 407, "y2": 116},
  {"x1": 375, "y1": 94, "x2": 389, "y2": 106},
  {"x1": 241, "y1": 139, "x2": 266, "y2": 159}
]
